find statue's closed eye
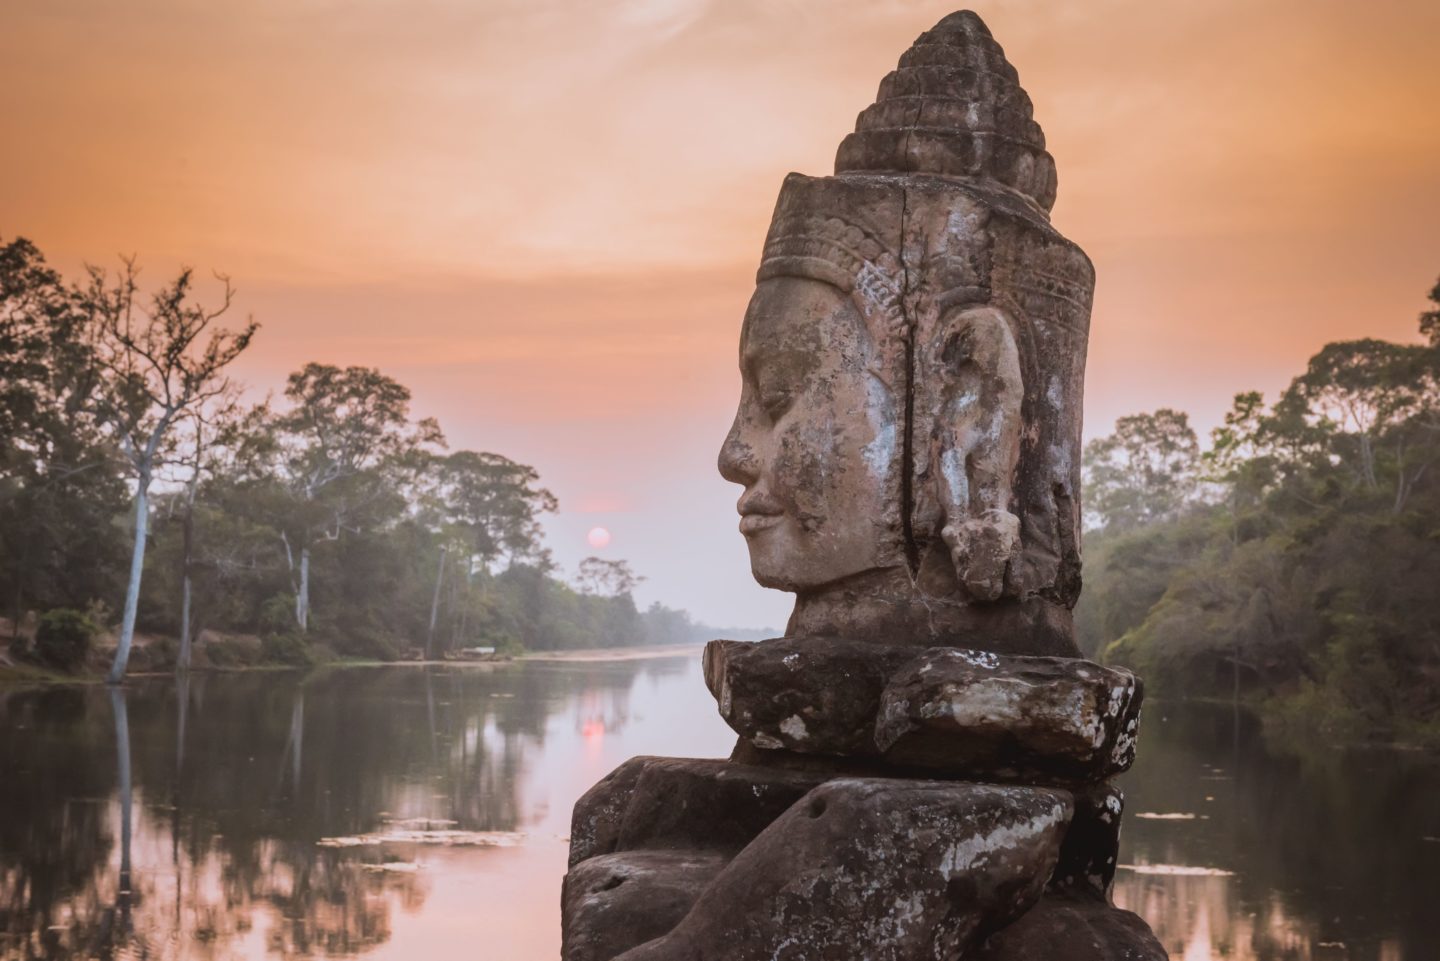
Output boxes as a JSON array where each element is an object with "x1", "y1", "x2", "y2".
[{"x1": 760, "y1": 389, "x2": 793, "y2": 422}]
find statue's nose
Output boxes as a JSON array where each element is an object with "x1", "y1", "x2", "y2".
[{"x1": 718, "y1": 423, "x2": 760, "y2": 487}]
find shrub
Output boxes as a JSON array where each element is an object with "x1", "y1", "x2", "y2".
[
  {"x1": 340, "y1": 624, "x2": 399, "y2": 662},
  {"x1": 203, "y1": 636, "x2": 263, "y2": 668},
  {"x1": 261, "y1": 631, "x2": 314, "y2": 667},
  {"x1": 129, "y1": 635, "x2": 178, "y2": 673},
  {"x1": 34, "y1": 609, "x2": 100, "y2": 671},
  {"x1": 258, "y1": 593, "x2": 298, "y2": 635}
]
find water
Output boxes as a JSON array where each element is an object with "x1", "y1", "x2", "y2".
[{"x1": 1, "y1": 657, "x2": 1436, "y2": 961}]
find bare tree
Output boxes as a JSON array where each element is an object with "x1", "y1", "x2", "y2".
[{"x1": 84, "y1": 260, "x2": 257, "y2": 683}]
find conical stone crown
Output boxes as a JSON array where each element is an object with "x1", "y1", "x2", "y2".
[{"x1": 835, "y1": 10, "x2": 1057, "y2": 214}]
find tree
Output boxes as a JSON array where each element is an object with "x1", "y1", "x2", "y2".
[
  {"x1": 441, "y1": 452, "x2": 556, "y2": 572},
  {"x1": 1089, "y1": 276, "x2": 1440, "y2": 741},
  {"x1": 1082, "y1": 409, "x2": 1200, "y2": 531},
  {"x1": 140, "y1": 397, "x2": 288, "y2": 661},
  {"x1": 267, "y1": 364, "x2": 442, "y2": 633},
  {"x1": 575, "y1": 557, "x2": 642, "y2": 598},
  {"x1": 167, "y1": 391, "x2": 252, "y2": 671},
  {"x1": 1282, "y1": 339, "x2": 1440, "y2": 512},
  {"x1": 0, "y1": 238, "x2": 89, "y2": 470},
  {"x1": 417, "y1": 451, "x2": 556, "y2": 657},
  {"x1": 1421, "y1": 276, "x2": 1440, "y2": 348},
  {"x1": 84, "y1": 260, "x2": 257, "y2": 683},
  {"x1": 1204, "y1": 391, "x2": 1268, "y2": 485},
  {"x1": 0, "y1": 238, "x2": 123, "y2": 633}
]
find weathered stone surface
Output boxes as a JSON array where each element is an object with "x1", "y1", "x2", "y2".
[
  {"x1": 615, "y1": 757, "x2": 833, "y2": 855},
  {"x1": 569, "y1": 756, "x2": 832, "y2": 868},
  {"x1": 969, "y1": 893, "x2": 1168, "y2": 961},
  {"x1": 715, "y1": 10, "x2": 1093, "y2": 655},
  {"x1": 704, "y1": 637, "x2": 916, "y2": 756},
  {"x1": 561, "y1": 850, "x2": 729, "y2": 961},
  {"x1": 1049, "y1": 781, "x2": 1124, "y2": 898},
  {"x1": 728, "y1": 737, "x2": 892, "y2": 777},
  {"x1": 706, "y1": 637, "x2": 1142, "y2": 785},
  {"x1": 875, "y1": 648, "x2": 1142, "y2": 783},
  {"x1": 569, "y1": 755, "x2": 653, "y2": 867},
  {"x1": 836, "y1": 14, "x2": 1057, "y2": 212},
  {"x1": 612, "y1": 779, "x2": 1072, "y2": 961}
]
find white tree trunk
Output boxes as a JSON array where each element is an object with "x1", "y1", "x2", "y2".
[
  {"x1": 296, "y1": 548, "x2": 311, "y2": 632},
  {"x1": 108, "y1": 485, "x2": 150, "y2": 684}
]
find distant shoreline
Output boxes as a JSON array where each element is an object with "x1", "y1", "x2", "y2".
[
  {"x1": 0, "y1": 640, "x2": 730, "y2": 685},
  {"x1": 518, "y1": 642, "x2": 706, "y2": 663}
]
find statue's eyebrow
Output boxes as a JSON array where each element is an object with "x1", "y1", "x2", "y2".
[
  {"x1": 741, "y1": 343, "x2": 764, "y2": 379},
  {"x1": 740, "y1": 324, "x2": 772, "y2": 381}
]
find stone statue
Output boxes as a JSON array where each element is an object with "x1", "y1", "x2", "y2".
[
  {"x1": 719, "y1": 12, "x2": 1091, "y2": 656},
  {"x1": 561, "y1": 12, "x2": 1167, "y2": 960}
]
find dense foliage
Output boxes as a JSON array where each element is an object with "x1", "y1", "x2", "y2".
[
  {"x1": 1078, "y1": 282, "x2": 1440, "y2": 745},
  {"x1": 33, "y1": 609, "x2": 100, "y2": 671},
  {"x1": 1, "y1": 238, "x2": 727, "y2": 676}
]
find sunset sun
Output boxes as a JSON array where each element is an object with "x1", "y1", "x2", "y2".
[{"x1": 586, "y1": 526, "x2": 612, "y2": 549}]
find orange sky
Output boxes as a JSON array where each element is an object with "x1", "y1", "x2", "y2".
[{"x1": 4, "y1": 0, "x2": 1439, "y2": 628}]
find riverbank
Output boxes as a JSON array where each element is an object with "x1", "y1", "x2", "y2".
[
  {"x1": 0, "y1": 635, "x2": 710, "y2": 685},
  {"x1": 518, "y1": 643, "x2": 704, "y2": 663}
]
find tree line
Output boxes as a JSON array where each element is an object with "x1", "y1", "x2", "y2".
[
  {"x1": 1077, "y1": 277, "x2": 1440, "y2": 745},
  {"x1": 1, "y1": 237, "x2": 721, "y2": 682}
]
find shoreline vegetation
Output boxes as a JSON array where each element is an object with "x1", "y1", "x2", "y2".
[
  {"x1": 4, "y1": 237, "x2": 1438, "y2": 750},
  {"x1": 1078, "y1": 276, "x2": 1440, "y2": 751},
  {"x1": 0, "y1": 236, "x2": 772, "y2": 685},
  {"x1": 0, "y1": 610, "x2": 713, "y2": 683}
]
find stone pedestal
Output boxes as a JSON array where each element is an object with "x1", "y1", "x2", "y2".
[{"x1": 562, "y1": 639, "x2": 1164, "y2": 960}]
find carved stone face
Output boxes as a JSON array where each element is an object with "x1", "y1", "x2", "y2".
[
  {"x1": 708, "y1": 9, "x2": 1094, "y2": 654},
  {"x1": 718, "y1": 276, "x2": 902, "y2": 592}
]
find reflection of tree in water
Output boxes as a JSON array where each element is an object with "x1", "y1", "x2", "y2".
[
  {"x1": 514, "y1": 657, "x2": 688, "y2": 742},
  {"x1": 1115, "y1": 702, "x2": 1440, "y2": 960},
  {"x1": 93, "y1": 687, "x2": 135, "y2": 959},
  {"x1": 1115, "y1": 873, "x2": 1328, "y2": 961},
  {"x1": 408, "y1": 660, "x2": 663, "y2": 831},
  {"x1": 3, "y1": 683, "x2": 419, "y2": 961},
  {"x1": 0, "y1": 686, "x2": 116, "y2": 958},
  {"x1": 0, "y1": 658, "x2": 660, "y2": 959},
  {"x1": 257, "y1": 845, "x2": 427, "y2": 958}
]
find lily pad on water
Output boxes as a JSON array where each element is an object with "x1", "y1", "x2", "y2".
[
  {"x1": 1117, "y1": 863, "x2": 1234, "y2": 876},
  {"x1": 317, "y1": 830, "x2": 525, "y2": 848}
]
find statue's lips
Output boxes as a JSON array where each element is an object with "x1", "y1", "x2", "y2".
[{"x1": 739, "y1": 513, "x2": 783, "y2": 536}]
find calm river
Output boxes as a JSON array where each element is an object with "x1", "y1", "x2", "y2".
[{"x1": 1, "y1": 654, "x2": 1436, "y2": 960}]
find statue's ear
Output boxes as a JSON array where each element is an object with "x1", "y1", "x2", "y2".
[{"x1": 923, "y1": 304, "x2": 1024, "y2": 601}]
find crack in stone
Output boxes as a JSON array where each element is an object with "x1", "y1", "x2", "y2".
[{"x1": 898, "y1": 98, "x2": 924, "y2": 581}]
